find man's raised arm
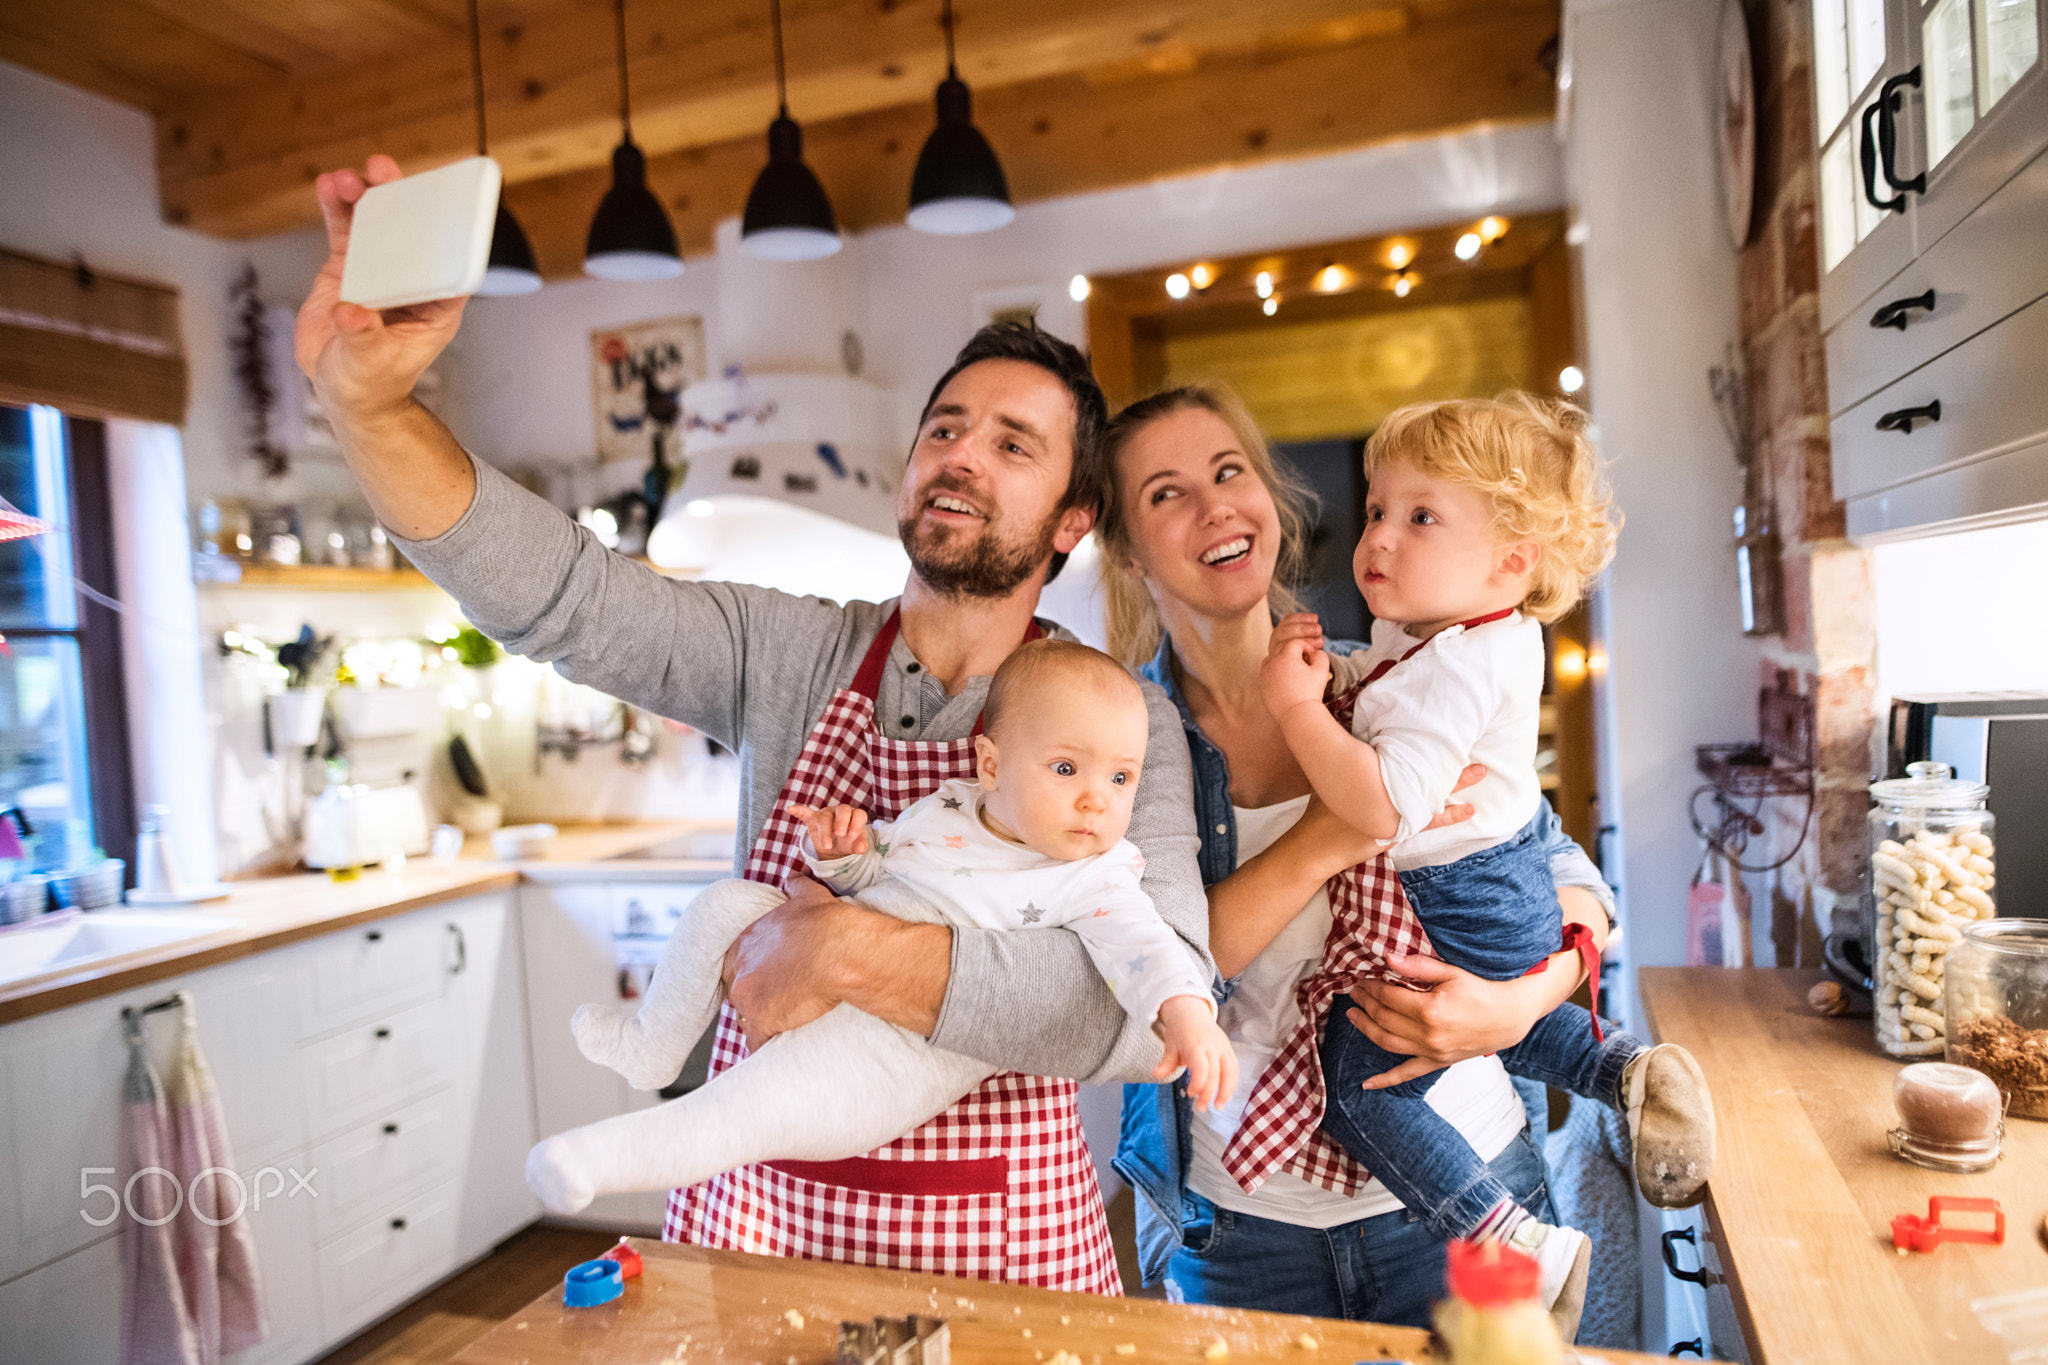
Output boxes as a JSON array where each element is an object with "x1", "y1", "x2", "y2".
[{"x1": 296, "y1": 157, "x2": 479, "y2": 542}]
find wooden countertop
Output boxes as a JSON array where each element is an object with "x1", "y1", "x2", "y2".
[
  {"x1": 1639, "y1": 967, "x2": 2048, "y2": 1365},
  {"x1": 0, "y1": 820, "x2": 732, "y2": 1026},
  {"x1": 453, "y1": 1237, "x2": 1672, "y2": 1364}
]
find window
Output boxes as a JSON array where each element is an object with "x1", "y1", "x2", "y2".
[
  {"x1": 1812, "y1": 0, "x2": 1898, "y2": 271},
  {"x1": 0, "y1": 404, "x2": 132, "y2": 873},
  {"x1": 1922, "y1": 0, "x2": 2040, "y2": 166}
]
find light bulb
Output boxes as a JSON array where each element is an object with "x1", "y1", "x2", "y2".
[
  {"x1": 1190, "y1": 263, "x2": 1214, "y2": 290},
  {"x1": 1262, "y1": 297, "x2": 1278, "y2": 316},
  {"x1": 1480, "y1": 215, "x2": 1509, "y2": 242},
  {"x1": 1393, "y1": 275, "x2": 1413, "y2": 298},
  {"x1": 1559, "y1": 365, "x2": 1585, "y2": 394},
  {"x1": 1069, "y1": 274, "x2": 1091, "y2": 302},
  {"x1": 1315, "y1": 264, "x2": 1349, "y2": 293},
  {"x1": 1387, "y1": 242, "x2": 1413, "y2": 269},
  {"x1": 1255, "y1": 271, "x2": 1273, "y2": 298},
  {"x1": 1454, "y1": 232, "x2": 1482, "y2": 261},
  {"x1": 1165, "y1": 273, "x2": 1190, "y2": 300}
]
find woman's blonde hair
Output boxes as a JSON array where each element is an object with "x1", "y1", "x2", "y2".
[
  {"x1": 1364, "y1": 393, "x2": 1620, "y2": 624},
  {"x1": 1095, "y1": 384, "x2": 1317, "y2": 667}
]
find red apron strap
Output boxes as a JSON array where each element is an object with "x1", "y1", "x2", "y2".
[
  {"x1": 1524, "y1": 920, "x2": 1605, "y2": 1042},
  {"x1": 847, "y1": 609, "x2": 904, "y2": 701},
  {"x1": 1360, "y1": 608, "x2": 1519, "y2": 688}
]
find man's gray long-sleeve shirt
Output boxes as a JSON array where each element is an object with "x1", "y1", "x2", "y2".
[{"x1": 392, "y1": 452, "x2": 1206, "y2": 1086}]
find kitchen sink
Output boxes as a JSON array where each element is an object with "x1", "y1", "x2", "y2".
[{"x1": 0, "y1": 910, "x2": 239, "y2": 986}]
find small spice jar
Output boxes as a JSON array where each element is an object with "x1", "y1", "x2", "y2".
[
  {"x1": 1888, "y1": 1061, "x2": 2004, "y2": 1171},
  {"x1": 1945, "y1": 919, "x2": 2048, "y2": 1120},
  {"x1": 1868, "y1": 761, "x2": 1995, "y2": 1058}
]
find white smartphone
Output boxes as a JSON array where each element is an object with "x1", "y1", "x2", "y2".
[{"x1": 338, "y1": 156, "x2": 503, "y2": 310}]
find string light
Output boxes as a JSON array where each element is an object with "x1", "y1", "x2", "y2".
[
  {"x1": 1189, "y1": 263, "x2": 1214, "y2": 290},
  {"x1": 1165, "y1": 272, "x2": 1190, "y2": 300},
  {"x1": 1480, "y1": 215, "x2": 1509, "y2": 243},
  {"x1": 1314, "y1": 263, "x2": 1350, "y2": 293},
  {"x1": 1559, "y1": 365, "x2": 1585, "y2": 394},
  {"x1": 1069, "y1": 274, "x2": 1090, "y2": 302},
  {"x1": 1387, "y1": 241, "x2": 1414, "y2": 269},
  {"x1": 1262, "y1": 297, "x2": 1278, "y2": 316},
  {"x1": 1254, "y1": 271, "x2": 1273, "y2": 298},
  {"x1": 1454, "y1": 232, "x2": 1482, "y2": 261}
]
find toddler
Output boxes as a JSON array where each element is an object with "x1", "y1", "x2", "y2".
[
  {"x1": 526, "y1": 639, "x2": 1234, "y2": 1214},
  {"x1": 1260, "y1": 396, "x2": 1715, "y2": 1324}
]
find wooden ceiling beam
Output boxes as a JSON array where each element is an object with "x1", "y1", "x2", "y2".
[
  {"x1": 498, "y1": 7, "x2": 1558, "y2": 278},
  {"x1": 155, "y1": 0, "x2": 1554, "y2": 239}
]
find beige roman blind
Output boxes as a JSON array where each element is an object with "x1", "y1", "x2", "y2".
[{"x1": 0, "y1": 247, "x2": 187, "y2": 424}]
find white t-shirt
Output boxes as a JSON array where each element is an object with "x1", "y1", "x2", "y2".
[
  {"x1": 1184, "y1": 795, "x2": 1526, "y2": 1230},
  {"x1": 1330, "y1": 612, "x2": 1545, "y2": 871}
]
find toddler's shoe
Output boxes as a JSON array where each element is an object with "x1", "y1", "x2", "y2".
[
  {"x1": 1624, "y1": 1043, "x2": 1716, "y2": 1208},
  {"x1": 1505, "y1": 1219, "x2": 1592, "y2": 1342}
]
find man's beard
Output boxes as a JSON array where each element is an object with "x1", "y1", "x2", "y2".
[{"x1": 899, "y1": 489, "x2": 1065, "y2": 600}]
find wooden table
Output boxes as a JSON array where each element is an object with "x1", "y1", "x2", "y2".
[
  {"x1": 1639, "y1": 968, "x2": 2048, "y2": 1364},
  {"x1": 452, "y1": 1238, "x2": 1673, "y2": 1364}
]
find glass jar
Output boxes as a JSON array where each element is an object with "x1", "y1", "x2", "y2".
[
  {"x1": 1869, "y1": 761, "x2": 1995, "y2": 1058},
  {"x1": 1945, "y1": 920, "x2": 2048, "y2": 1120}
]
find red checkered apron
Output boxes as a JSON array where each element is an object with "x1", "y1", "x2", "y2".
[
  {"x1": 1221, "y1": 610, "x2": 1599, "y2": 1197},
  {"x1": 663, "y1": 610, "x2": 1122, "y2": 1294}
]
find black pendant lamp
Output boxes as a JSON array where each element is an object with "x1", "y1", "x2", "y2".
[
  {"x1": 467, "y1": 0, "x2": 542, "y2": 295},
  {"x1": 584, "y1": 0, "x2": 683, "y2": 281},
  {"x1": 740, "y1": 0, "x2": 842, "y2": 260},
  {"x1": 907, "y1": 0, "x2": 1012, "y2": 234}
]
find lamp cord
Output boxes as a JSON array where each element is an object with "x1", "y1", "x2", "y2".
[
  {"x1": 466, "y1": 0, "x2": 489, "y2": 155},
  {"x1": 942, "y1": 0, "x2": 957, "y2": 79},
  {"x1": 615, "y1": 0, "x2": 633, "y2": 140},
  {"x1": 770, "y1": 0, "x2": 788, "y2": 116}
]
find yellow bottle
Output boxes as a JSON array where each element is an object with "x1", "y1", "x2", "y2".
[{"x1": 1433, "y1": 1239, "x2": 1563, "y2": 1365}]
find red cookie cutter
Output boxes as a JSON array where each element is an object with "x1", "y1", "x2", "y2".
[
  {"x1": 1891, "y1": 1196, "x2": 2005, "y2": 1252},
  {"x1": 601, "y1": 1237, "x2": 644, "y2": 1279}
]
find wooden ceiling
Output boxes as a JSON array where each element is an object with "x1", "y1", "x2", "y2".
[{"x1": 1, "y1": 0, "x2": 1561, "y2": 275}]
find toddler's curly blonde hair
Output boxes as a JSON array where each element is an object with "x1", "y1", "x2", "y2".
[{"x1": 1364, "y1": 394, "x2": 1620, "y2": 624}]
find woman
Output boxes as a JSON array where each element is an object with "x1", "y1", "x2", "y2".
[{"x1": 1100, "y1": 386, "x2": 1614, "y2": 1327}]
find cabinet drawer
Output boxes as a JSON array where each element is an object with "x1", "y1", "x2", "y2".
[
  {"x1": 1826, "y1": 146, "x2": 2048, "y2": 414},
  {"x1": 316, "y1": 1177, "x2": 461, "y2": 1343},
  {"x1": 1830, "y1": 291, "x2": 2048, "y2": 506},
  {"x1": 308, "y1": 1087, "x2": 457, "y2": 1244},
  {"x1": 298, "y1": 911, "x2": 447, "y2": 1041},
  {"x1": 300, "y1": 996, "x2": 454, "y2": 1141}
]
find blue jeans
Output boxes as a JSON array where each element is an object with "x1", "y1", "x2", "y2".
[
  {"x1": 1321, "y1": 818, "x2": 1643, "y2": 1243},
  {"x1": 1162, "y1": 1129, "x2": 1556, "y2": 1327}
]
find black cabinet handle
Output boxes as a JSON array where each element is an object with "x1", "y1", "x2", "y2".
[
  {"x1": 1861, "y1": 102, "x2": 1903, "y2": 213},
  {"x1": 374, "y1": 1026, "x2": 391, "y2": 1039},
  {"x1": 390, "y1": 1217, "x2": 407, "y2": 1230},
  {"x1": 1661, "y1": 1227, "x2": 1721, "y2": 1286},
  {"x1": 365, "y1": 929, "x2": 382, "y2": 942},
  {"x1": 448, "y1": 922, "x2": 467, "y2": 976},
  {"x1": 1877, "y1": 68, "x2": 1927, "y2": 196},
  {"x1": 1670, "y1": 1339, "x2": 1705, "y2": 1358},
  {"x1": 1871, "y1": 289, "x2": 1936, "y2": 330},
  {"x1": 1876, "y1": 399, "x2": 1941, "y2": 433},
  {"x1": 383, "y1": 1122, "x2": 399, "y2": 1135}
]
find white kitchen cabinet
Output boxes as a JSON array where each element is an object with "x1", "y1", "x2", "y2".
[
  {"x1": 519, "y1": 874, "x2": 721, "y2": 1233},
  {"x1": 0, "y1": 891, "x2": 538, "y2": 1365},
  {"x1": 1816, "y1": 0, "x2": 2048, "y2": 538}
]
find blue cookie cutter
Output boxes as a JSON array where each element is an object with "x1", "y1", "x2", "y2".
[{"x1": 563, "y1": 1257, "x2": 624, "y2": 1307}]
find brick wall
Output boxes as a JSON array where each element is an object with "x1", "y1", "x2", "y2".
[{"x1": 1737, "y1": 0, "x2": 1877, "y2": 964}]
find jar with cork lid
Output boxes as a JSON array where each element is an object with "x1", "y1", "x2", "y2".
[{"x1": 1868, "y1": 762, "x2": 1995, "y2": 1058}]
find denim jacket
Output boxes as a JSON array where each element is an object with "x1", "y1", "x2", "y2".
[{"x1": 1111, "y1": 634, "x2": 1617, "y2": 1287}]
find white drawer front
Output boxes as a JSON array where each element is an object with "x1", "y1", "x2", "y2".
[
  {"x1": 1826, "y1": 146, "x2": 2048, "y2": 414},
  {"x1": 300, "y1": 996, "x2": 454, "y2": 1141},
  {"x1": 299, "y1": 911, "x2": 446, "y2": 1042},
  {"x1": 308, "y1": 1087, "x2": 457, "y2": 1244},
  {"x1": 1831, "y1": 291, "x2": 2048, "y2": 506},
  {"x1": 316, "y1": 1177, "x2": 461, "y2": 1343}
]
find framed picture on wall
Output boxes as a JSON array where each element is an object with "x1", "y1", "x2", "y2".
[{"x1": 590, "y1": 315, "x2": 707, "y2": 465}]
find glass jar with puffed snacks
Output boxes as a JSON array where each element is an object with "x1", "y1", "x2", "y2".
[{"x1": 1868, "y1": 762, "x2": 1995, "y2": 1058}]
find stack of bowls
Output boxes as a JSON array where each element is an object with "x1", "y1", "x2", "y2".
[
  {"x1": 49, "y1": 860, "x2": 125, "y2": 911},
  {"x1": 1, "y1": 875, "x2": 50, "y2": 925}
]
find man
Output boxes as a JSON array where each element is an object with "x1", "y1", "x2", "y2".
[{"x1": 296, "y1": 157, "x2": 1208, "y2": 1293}]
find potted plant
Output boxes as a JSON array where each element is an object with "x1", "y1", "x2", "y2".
[{"x1": 266, "y1": 624, "x2": 333, "y2": 750}]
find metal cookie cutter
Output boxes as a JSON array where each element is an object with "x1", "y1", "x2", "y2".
[{"x1": 836, "y1": 1314, "x2": 950, "y2": 1365}]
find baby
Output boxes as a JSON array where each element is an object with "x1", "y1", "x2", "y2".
[
  {"x1": 526, "y1": 638, "x2": 1234, "y2": 1215},
  {"x1": 1260, "y1": 396, "x2": 1715, "y2": 1322}
]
